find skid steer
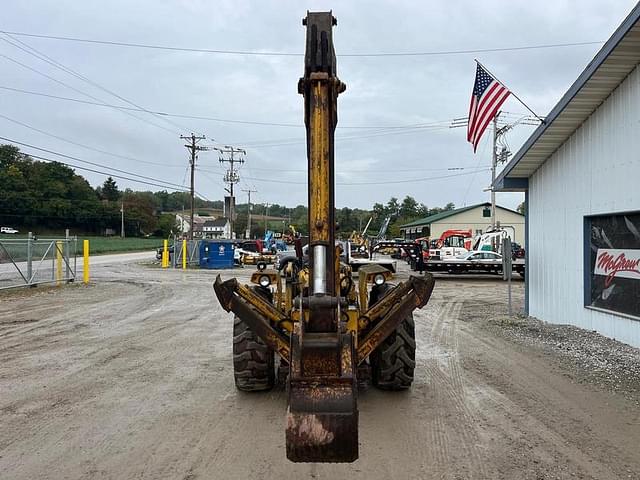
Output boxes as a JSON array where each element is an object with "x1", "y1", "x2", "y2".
[{"x1": 213, "y1": 11, "x2": 435, "y2": 463}]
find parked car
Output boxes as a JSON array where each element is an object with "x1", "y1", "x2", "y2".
[
  {"x1": 448, "y1": 250, "x2": 503, "y2": 263},
  {"x1": 441, "y1": 250, "x2": 503, "y2": 274},
  {"x1": 156, "y1": 245, "x2": 174, "y2": 260},
  {"x1": 0, "y1": 226, "x2": 18, "y2": 234}
]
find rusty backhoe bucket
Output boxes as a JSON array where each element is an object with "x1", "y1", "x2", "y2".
[{"x1": 286, "y1": 331, "x2": 358, "y2": 462}]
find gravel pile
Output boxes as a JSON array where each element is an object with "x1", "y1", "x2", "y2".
[{"x1": 482, "y1": 311, "x2": 640, "y2": 403}]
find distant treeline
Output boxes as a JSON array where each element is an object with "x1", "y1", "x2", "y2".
[
  {"x1": 0, "y1": 144, "x2": 456, "y2": 238},
  {"x1": 0, "y1": 144, "x2": 220, "y2": 236}
]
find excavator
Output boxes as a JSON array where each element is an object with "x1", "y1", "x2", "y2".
[
  {"x1": 213, "y1": 12, "x2": 435, "y2": 463},
  {"x1": 426, "y1": 229, "x2": 473, "y2": 260}
]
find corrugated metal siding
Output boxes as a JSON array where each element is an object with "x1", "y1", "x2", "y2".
[{"x1": 529, "y1": 64, "x2": 640, "y2": 348}]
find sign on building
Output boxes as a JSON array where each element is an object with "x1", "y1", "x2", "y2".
[{"x1": 586, "y1": 212, "x2": 640, "y2": 319}]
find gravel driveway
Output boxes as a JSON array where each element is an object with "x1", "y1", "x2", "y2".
[{"x1": 0, "y1": 259, "x2": 638, "y2": 479}]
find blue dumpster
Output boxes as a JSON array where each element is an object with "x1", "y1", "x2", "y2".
[{"x1": 199, "y1": 239, "x2": 235, "y2": 269}]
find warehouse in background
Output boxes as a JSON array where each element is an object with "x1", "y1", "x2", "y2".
[
  {"x1": 495, "y1": 4, "x2": 640, "y2": 348},
  {"x1": 400, "y1": 202, "x2": 525, "y2": 245}
]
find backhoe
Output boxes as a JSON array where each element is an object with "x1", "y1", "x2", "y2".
[{"x1": 214, "y1": 11, "x2": 435, "y2": 462}]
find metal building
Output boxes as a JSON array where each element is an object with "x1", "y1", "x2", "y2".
[
  {"x1": 495, "y1": 4, "x2": 640, "y2": 347},
  {"x1": 399, "y1": 202, "x2": 525, "y2": 244}
]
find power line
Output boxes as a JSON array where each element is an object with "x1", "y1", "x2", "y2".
[
  {"x1": 0, "y1": 84, "x2": 304, "y2": 127},
  {"x1": 0, "y1": 53, "x2": 177, "y2": 135},
  {"x1": 0, "y1": 112, "x2": 184, "y2": 167},
  {"x1": 0, "y1": 211, "x2": 156, "y2": 221},
  {"x1": 198, "y1": 169, "x2": 228, "y2": 190},
  {"x1": 236, "y1": 114, "x2": 539, "y2": 149},
  {"x1": 25, "y1": 152, "x2": 193, "y2": 193},
  {"x1": 236, "y1": 124, "x2": 456, "y2": 149},
  {"x1": 0, "y1": 84, "x2": 480, "y2": 147},
  {"x1": 227, "y1": 169, "x2": 492, "y2": 186},
  {"x1": 0, "y1": 84, "x2": 460, "y2": 131},
  {"x1": 1, "y1": 32, "x2": 194, "y2": 134},
  {"x1": 239, "y1": 122, "x2": 455, "y2": 144},
  {"x1": 1, "y1": 82, "x2": 537, "y2": 137},
  {"x1": 197, "y1": 165, "x2": 490, "y2": 175},
  {"x1": 0, "y1": 30, "x2": 603, "y2": 57},
  {"x1": 0, "y1": 136, "x2": 189, "y2": 189},
  {"x1": 462, "y1": 128, "x2": 492, "y2": 206}
]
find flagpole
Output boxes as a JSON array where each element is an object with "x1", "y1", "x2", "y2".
[{"x1": 475, "y1": 59, "x2": 546, "y2": 124}]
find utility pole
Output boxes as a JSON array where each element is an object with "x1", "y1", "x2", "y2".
[
  {"x1": 180, "y1": 133, "x2": 208, "y2": 240},
  {"x1": 242, "y1": 188, "x2": 257, "y2": 239},
  {"x1": 491, "y1": 113, "x2": 499, "y2": 229},
  {"x1": 264, "y1": 202, "x2": 270, "y2": 236},
  {"x1": 216, "y1": 146, "x2": 246, "y2": 239},
  {"x1": 120, "y1": 201, "x2": 125, "y2": 238}
]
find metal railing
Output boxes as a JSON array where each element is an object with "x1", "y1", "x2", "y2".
[{"x1": 0, "y1": 231, "x2": 77, "y2": 290}]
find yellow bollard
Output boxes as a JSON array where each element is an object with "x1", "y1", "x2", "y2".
[
  {"x1": 182, "y1": 239, "x2": 187, "y2": 270},
  {"x1": 83, "y1": 240, "x2": 89, "y2": 284},
  {"x1": 56, "y1": 240, "x2": 63, "y2": 286},
  {"x1": 162, "y1": 239, "x2": 169, "y2": 268}
]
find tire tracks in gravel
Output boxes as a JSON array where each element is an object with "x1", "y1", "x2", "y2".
[
  {"x1": 460, "y1": 327, "x2": 637, "y2": 479},
  {"x1": 418, "y1": 297, "x2": 489, "y2": 479},
  {"x1": 0, "y1": 279, "x2": 207, "y2": 446}
]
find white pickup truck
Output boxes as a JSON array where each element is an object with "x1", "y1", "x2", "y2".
[{"x1": 0, "y1": 227, "x2": 18, "y2": 234}]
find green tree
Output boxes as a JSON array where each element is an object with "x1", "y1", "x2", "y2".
[
  {"x1": 101, "y1": 176, "x2": 120, "y2": 201},
  {"x1": 155, "y1": 213, "x2": 178, "y2": 237},
  {"x1": 122, "y1": 190, "x2": 158, "y2": 235},
  {"x1": 399, "y1": 196, "x2": 419, "y2": 218},
  {"x1": 386, "y1": 197, "x2": 400, "y2": 215}
]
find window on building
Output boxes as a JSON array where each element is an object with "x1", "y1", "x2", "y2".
[{"x1": 584, "y1": 211, "x2": 640, "y2": 319}]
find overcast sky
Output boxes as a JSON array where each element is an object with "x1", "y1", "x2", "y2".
[{"x1": 1, "y1": 0, "x2": 637, "y2": 211}]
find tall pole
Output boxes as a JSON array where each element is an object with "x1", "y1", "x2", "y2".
[
  {"x1": 216, "y1": 146, "x2": 246, "y2": 240},
  {"x1": 242, "y1": 188, "x2": 257, "y2": 239},
  {"x1": 180, "y1": 133, "x2": 207, "y2": 240},
  {"x1": 190, "y1": 147, "x2": 195, "y2": 239},
  {"x1": 264, "y1": 202, "x2": 270, "y2": 236},
  {"x1": 491, "y1": 114, "x2": 498, "y2": 228},
  {"x1": 120, "y1": 202, "x2": 125, "y2": 238}
]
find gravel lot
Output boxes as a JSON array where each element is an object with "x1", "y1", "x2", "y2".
[{"x1": 0, "y1": 255, "x2": 639, "y2": 479}]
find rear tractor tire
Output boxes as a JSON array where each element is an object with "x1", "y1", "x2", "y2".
[
  {"x1": 369, "y1": 284, "x2": 416, "y2": 391},
  {"x1": 232, "y1": 286, "x2": 275, "y2": 392},
  {"x1": 233, "y1": 316, "x2": 275, "y2": 391}
]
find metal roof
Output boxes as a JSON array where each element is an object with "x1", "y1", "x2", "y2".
[
  {"x1": 399, "y1": 202, "x2": 522, "y2": 229},
  {"x1": 495, "y1": 2, "x2": 640, "y2": 191}
]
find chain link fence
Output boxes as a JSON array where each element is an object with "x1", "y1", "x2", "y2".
[
  {"x1": 171, "y1": 237, "x2": 201, "y2": 268},
  {"x1": 0, "y1": 232, "x2": 77, "y2": 290}
]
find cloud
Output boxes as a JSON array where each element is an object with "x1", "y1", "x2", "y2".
[{"x1": 0, "y1": 0, "x2": 636, "y2": 211}]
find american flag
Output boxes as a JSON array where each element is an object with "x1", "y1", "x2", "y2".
[{"x1": 467, "y1": 63, "x2": 510, "y2": 152}]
